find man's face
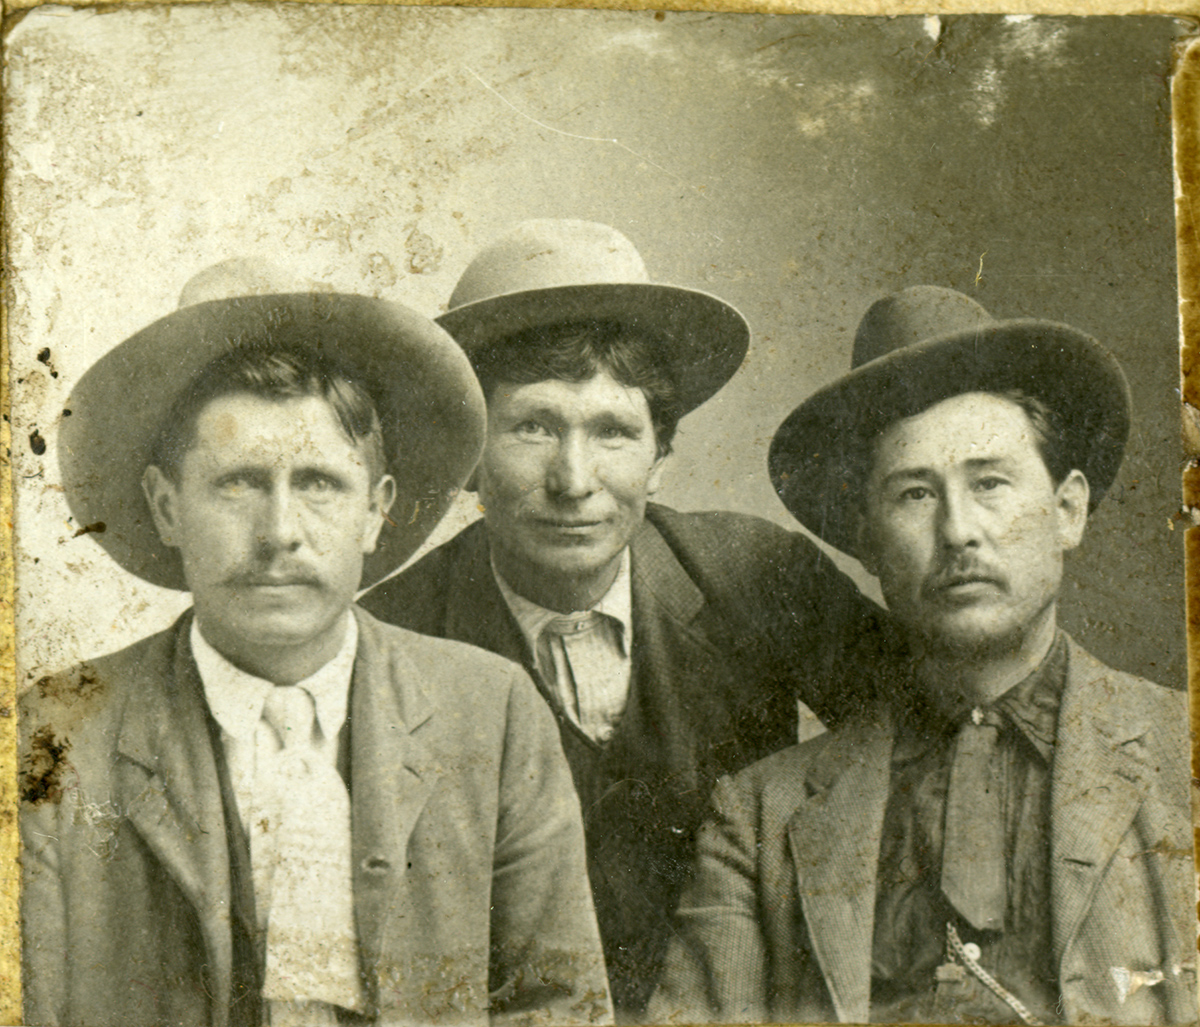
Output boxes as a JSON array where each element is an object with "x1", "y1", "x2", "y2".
[
  {"x1": 143, "y1": 393, "x2": 395, "y2": 665},
  {"x1": 476, "y1": 370, "x2": 666, "y2": 590},
  {"x1": 859, "y1": 392, "x2": 1088, "y2": 656}
]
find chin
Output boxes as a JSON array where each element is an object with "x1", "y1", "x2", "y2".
[
  {"x1": 237, "y1": 611, "x2": 337, "y2": 650},
  {"x1": 918, "y1": 613, "x2": 1027, "y2": 660},
  {"x1": 535, "y1": 551, "x2": 609, "y2": 578}
]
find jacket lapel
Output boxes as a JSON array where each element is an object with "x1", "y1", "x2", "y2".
[
  {"x1": 787, "y1": 713, "x2": 894, "y2": 1024},
  {"x1": 442, "y1": 522, "x2": 531, "y2": 673},
  {"x1": 115, "y1": 617, "x2": 234, "y2": 1027},
  {"x1": 349, "y1": 610, "x2": 440, "y2": 1014},
  {"x1": 1049, "y1": 639, "x2": 1152, "y2": 969},
  {"x1": 585, "y1": 520, "x2": 725, "y2": 794}
]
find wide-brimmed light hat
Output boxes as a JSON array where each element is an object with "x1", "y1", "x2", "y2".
[
  {"x1": 59, "y1": 259, "x2": 486, "y2": 591},
  {"x1": 436, "y1": 219, "x2": 749, "y2": 415},
  {"x1": 769, "y1": 285, "x2": 1132, "y2": 557}
]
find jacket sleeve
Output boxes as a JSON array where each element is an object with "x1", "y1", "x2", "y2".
[
  {"x1": 646, "y1": 506, "x2": 893, "y2": 730},
  {"x1": 19, "y1": 690, "x2": 70, "y2": 1027},
  {"x1": 21, "y1": 799, "x2": 67, "y2": 1025},
  {"x1": 487, "y1": 670, "x2": 613, "y2": 1026},
  {"x1": 742, "y1": 526, "x2": 897, "y2": 728},
  {"x1": 646, "y1": 774, "x2": 770, "y2": 1025}
]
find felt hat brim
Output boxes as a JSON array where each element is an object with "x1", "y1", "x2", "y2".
[
  {"x1": 768, "y1": 318, "x2": 1132, "y2": 558},
  {"x1": 436, "y1": 282, "x2": 749, "y2": 414},
  {"x1": 60, "y1": 293, "x2": 486, "y2": 591}
]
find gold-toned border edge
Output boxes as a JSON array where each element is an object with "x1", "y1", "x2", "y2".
[
  {"x1": 1, "y1": 20, "x2": 19, "y2": 1014},
  {"x1": 2, "y1": 0, "x2": 1199, "y2": 16},
  {"x1": 1173, "y1": 34, "x2": 1200, "y2": 988},
  {"x1": 1, "y1": 8, "x2": 1197, "y2": 1027}
]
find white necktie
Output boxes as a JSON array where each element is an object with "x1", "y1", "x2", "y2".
[
  {"x1": 542, "y1": 612, "x2": 627, "y2": 742},
  {"x1": 259, "y1": 686, "x2": 364, "y2": 1025}
]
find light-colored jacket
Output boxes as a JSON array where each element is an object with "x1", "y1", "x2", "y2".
[
  {"x1": 21, "y1": 607, "x2": 611, "y2": 1027},
  {"x1": 650, "y1": 638, "x2": 1197, "y2": 1025}
]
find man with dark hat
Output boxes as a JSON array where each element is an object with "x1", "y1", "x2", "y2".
[
  {"x1": 20, "y1": 269, "x2": 610, "y2": 1027},
  {"x1": 648, "y1": 286, "x2": 1196, "y2": 1026},
  {"x1": 359, "y1": 220, "x2": 885, "y2": 1019}
]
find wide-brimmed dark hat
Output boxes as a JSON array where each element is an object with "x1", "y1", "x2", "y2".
[
  {"x1": 435, "y1": 219, "x2": 749, "y2": 415},
  {"x1": 769, "y1": 285, "x2": 1132, "y2": 557},
  {"x1": 60, "y1": 273, "x2": 486, "y2": 591}
]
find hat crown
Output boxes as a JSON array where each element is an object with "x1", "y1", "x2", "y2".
[
  {"x1": 448, "y1": 219, "x2": 650, "y2": 310},
  {"x1": 177, "y1": 257, "x2": 298, "y2": 308},
  {"x1": 852, "y1": 285, "x2": 995, "y2": 368}
]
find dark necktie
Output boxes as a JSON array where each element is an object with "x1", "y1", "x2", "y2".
[{"x1": 940, "y1": 707, "x2": 1006, "y2": 932}]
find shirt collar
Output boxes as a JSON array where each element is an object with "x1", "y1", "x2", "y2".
[
  {"x1": 191, "y1": 612, "x2": 358, "y2": 744},
  {"x1": 895, "y1": 630, "x2": 1069, "y2": 764},
  {"x1": 492, "y1": 549, "x2": 633, "y2": 660},
  {"x1": 992, "y1": 630, "x2": 1068, "y2": 760}
]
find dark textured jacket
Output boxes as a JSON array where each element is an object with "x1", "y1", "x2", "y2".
[{"x1": 360, "y1": 504, "x2": 885, "y2": 1016}]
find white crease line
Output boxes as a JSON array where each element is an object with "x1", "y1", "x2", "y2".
[{"x1": 464, "y1": 65, "x2": 692, "y2": 190}]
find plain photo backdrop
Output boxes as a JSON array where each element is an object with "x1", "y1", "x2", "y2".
[{"x1": 6, "y1": 6, "x2": 1187, "y2": 686}]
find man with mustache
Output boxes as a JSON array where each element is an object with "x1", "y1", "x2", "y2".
[
  {"x1": 360, "y1": 220, "x2": 886, "y2": 1019},
  {"x1": 19, "y1": 273, "x2": 610, "y2": 1026},
  {"x1": 649, "y1": 287, "x2": 1195, "y2": 1025}
]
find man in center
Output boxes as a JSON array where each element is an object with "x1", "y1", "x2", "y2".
[{"x1": 360, "y1": 219, "x2": 885, "y2": 1017}]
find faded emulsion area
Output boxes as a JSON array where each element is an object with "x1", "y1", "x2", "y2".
[
  {"x1": 6, "y1": 9, "x2": 1186, "y2": 691},
  {"x1": 4, "y1": 11, "x2": 1195, "y2": 1024}
]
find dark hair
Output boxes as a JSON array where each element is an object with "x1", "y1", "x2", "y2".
[
  {"x1": 470, "y1": 320, "x2": 681, "y2": 458},
  {"x1": 993, "y1": 389, "x2": 1073, "y2": 487},
  {"x1": 150, "y1": 346, "x2": 387, "y2": 483}
]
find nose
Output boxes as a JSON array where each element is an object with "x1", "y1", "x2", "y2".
[
  {"x1": 545, "y1": 433, "x2": 597, "y2": 500},
  {"x1": 257, "y1": 484, "x2": 303, "y2": 554},
  {"x1": 938, "y1": 484, "x2": 982, "y2": 551}
]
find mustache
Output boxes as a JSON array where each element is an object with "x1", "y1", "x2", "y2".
[
  {"x1": 921, "y1": 558, "x2": 1008, "y2": 595},
  {"x1": 223, "y1": 563, "x2": 323, "y2": 588}
]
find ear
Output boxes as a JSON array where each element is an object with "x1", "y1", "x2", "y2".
[
  {"x1": 142, "y1": 465, "x2": 182, "y2": 549},
  {"x1": 362, "y1": 474, "x2": 398, "y2": 554},
  {"x1": 1054, "y1": 469, "x2": 1089, "y2": 551},
  {"x1": 647, "y1": 453, "x2": 668, "y2": 496}
]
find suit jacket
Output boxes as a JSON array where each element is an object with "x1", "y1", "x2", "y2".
[
  {"x1": 20, "y1": 607, "x2": 610, "y2": 1027},
  {"x1": 648, "y1": 637, "x2": 1197, "y2": 1026},
  {"x1": 360, "y1": 504, "x2": 885, "y2": 1015}
]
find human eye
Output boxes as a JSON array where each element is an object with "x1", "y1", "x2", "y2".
[
  {"x1": 512, "y1": 419, "x2": 553, "y2": 439},
  {"x1": 214, "y1": 472, "x2": 259, "y2": 495},
  {"x1": 595, "y1": 420, "x2": 641, "y2": 445},
  {"x1": 898, "y1": 485, "x2": 932, "y2": 502},
  {"x1": 974, "y1": 475, "x2": 1010, "y2": 493},
  {"x1": 295, "y1": 471, "x2": 347, "y2": 495}
]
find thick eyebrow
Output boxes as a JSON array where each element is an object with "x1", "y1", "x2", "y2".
[
  {"x1": 962, "y1": 456, "x2": 1013, "y2": 473},
  {"x1": 878, "y1": 466, "x2": 936, "y2": 489},
  {"x1": 210, "y1": 460, "x2": 354, "y2": 483},
  {"x1": 588, "y1": 410, "x2": 647, "y2": 435},
  {"x1": 501, "y1": 405, "x2": 562, "y2": 424},
  {"x1": 878, "y1": 456, "x2": 1012, "y2": 489},
  {"x1": 212, "y1": 465, "x2": 272, "y2": 486}
]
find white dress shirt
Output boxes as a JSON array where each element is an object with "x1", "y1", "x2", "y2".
[
  {"x1": 494, "y1": 550, "x2": 633, "y2": 743},
  {"x1": 191, "y1": 613, "x2": 356, "y2": 845},
  {"x1": 191, "y1": 613, "x2": 362, "y2": 1022}
]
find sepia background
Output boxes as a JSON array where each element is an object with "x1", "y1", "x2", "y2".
[{"x1": 5, "y1": 5, "x2": 1188, "y2": 689}]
